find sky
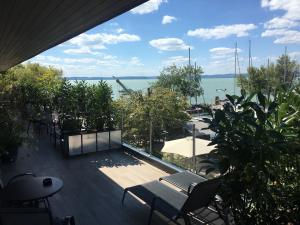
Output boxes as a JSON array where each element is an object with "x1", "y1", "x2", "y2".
[{"x1": 29, "y1": 0, "x2": 300, "y2": 77}]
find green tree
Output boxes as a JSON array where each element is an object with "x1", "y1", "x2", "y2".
[
  {"x1": 276, "y1": 55, "x2": 300, "y2": 85},
  {"x1": 153, "y1": 65, "x2": 204, "y2": 103},
  {"x1": 56, "y1": 80, "x2": 114, "y2": 131},
  {"x1": 114, "y1": 87, "x2": 190, "y2": 149},
  {"x1": 0, "y1": 63, "x2": 63, "y2": 117},
  {"x1": 238, "y1": 55, "x2": 299, "y2": 96}
]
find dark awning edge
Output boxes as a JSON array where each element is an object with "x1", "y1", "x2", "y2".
[{"x1": 0, "y1": 0, "x2": 147, "y2": 72}]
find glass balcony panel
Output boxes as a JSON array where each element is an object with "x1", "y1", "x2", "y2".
[
  {"x1": 110, "y1": 130, "x2": 122, "y2": 149},
  {"x1": 97, "y1": 131, "x2": 109, "y2": 151},
  {"x1": 68, "y1": 135, "x2": 82, "y2": 156},
  {"x1": 82, "y1": 133, "x2": 96, "y2": 153}
]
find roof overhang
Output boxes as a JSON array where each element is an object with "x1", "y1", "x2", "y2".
[{"x1": 0, "y1": 0, "x2": 147, "y2": 72}]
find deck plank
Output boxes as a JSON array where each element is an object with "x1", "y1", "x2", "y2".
[{"x1": 0, "y1": 135, "x2": 173, "y2": 225}]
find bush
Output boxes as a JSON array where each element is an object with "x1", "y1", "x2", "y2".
[
  {"x1": 206, "y1": 89, "x2": 299, "y2": 224},
  {"x1": 56, "y1": 80, "x2": 114, "y2": 131},
  {"x1": 115, "y1": 87, "x2": 190, "y2": 149},
  {"x1": 0, "y1": 106, "x2": 23, "y2": 161}
]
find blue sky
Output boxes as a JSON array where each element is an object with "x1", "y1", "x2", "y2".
[{"x1": 30, "y1": 0, "x2": 300, "y2": 77}]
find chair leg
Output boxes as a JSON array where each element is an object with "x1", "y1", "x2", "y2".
[
  {"x1": 183, "y1": 215, "x2": 191, "y2": 225},
  {"x1": 121, "y1": 188, "x2": 128, "y2": 205},
  {"x1": 147, "y1": 199, "x2": 156, "y2": 225},
  {"x1": 27, "y1": 120, "x2": 32, "y2": 135}
]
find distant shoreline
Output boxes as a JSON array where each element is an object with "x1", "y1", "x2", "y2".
[{"x1": 66, "y1": 74, "x2": 245, "y2": 80}]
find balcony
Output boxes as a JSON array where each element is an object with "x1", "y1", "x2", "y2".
[{"x1": 0, "y1": 132, "x2": 225, "y2": 225}]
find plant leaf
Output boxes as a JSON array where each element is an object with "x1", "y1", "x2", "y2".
[
  {"x1": 226, "y1": 94, "x2": 235, "y2": 105},
  {"x1": 257, "y1": 92, "x2": 266, "y2": 109}
]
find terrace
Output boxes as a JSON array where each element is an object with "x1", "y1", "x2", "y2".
[
  {"x1": 0, "y1": 131, "x2": 224, "y2": 225},
  {"x1": 0, "y1": 1, "x2": 226, "y2": 224},
  {"x1": 1, "y1": 1, "x2": 298, "y2": 225}
]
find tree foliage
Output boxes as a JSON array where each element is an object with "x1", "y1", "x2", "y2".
[
  {"x1": 56, "y1": 80, "x2": 114, "y2": 131},
  {"x1": 153, "y1": 65, "x2": 204, "y2": 102},
  {"x1": 238, "y1": 55, "x2": 300, "y2": 96},
  {"x1": 205, "y1": 88, "x2": 300, "y2": 224},
  {"x1": 0, "y1": 63, "x2": 115, "y2": 131},
  {"x1": 114, "y1": 87, "x2": 190, "y2": 149},
  {"x1": 0, "y1": 63, "x2": 63, "y2": 115}
]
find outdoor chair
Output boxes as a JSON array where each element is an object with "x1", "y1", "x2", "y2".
[
  {"x1": 122, "y1": 177, "x2": 220, "y2": 225},
  {"x1": 0, "y1": 207, "x2": 75, "y2": 225},
  {"x1": 159, "y1": 171, "x2": 207, "y2": 193},
  {"x1": 160, "y1": 172, "x2": 232, "y2": 225},
  {"x1": 0, "y1": 179, "x2": 4, "y2": 189}
]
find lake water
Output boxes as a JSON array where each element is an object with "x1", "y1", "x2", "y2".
[{"x1": 81, "y1": 77, "x2": 240, "y2": 104}]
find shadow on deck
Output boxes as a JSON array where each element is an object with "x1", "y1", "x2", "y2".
[
  {"x1": 1, "y1": 134, "x2": 175, "y2": 225},
  {"x1": 1, "y1": 133, "x2": 226, "y2": 225}
]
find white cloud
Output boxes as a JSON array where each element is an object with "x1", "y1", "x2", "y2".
[
  {"x1": 261, "y1": 0, "x2": 300, "y2": 21},
  {"x1": 149, "y1": 38, "x2": 192, "y2": 51},
  {"x1": 69, "y1": 33, "x2": 140, "y2": 46},
  {"x1": 204, "y1": 56, "x2": 248, "y2": 75},
  {"x1": 162, "y1": 56, "x2": 189, "y2": 65},
  {"x1": 64, "y1": 47, "x2": 100, "y2": 55},
  {"x1": 261, "y1": 0, "x2": 300, "y2": 43},
  {"x1": 261, "y1": 29, "x2": 300, "y2": 44},
  {"x1": 289, "y1": 51, "x2": 300, "y2": 59},
  {"x1": 209, "y1": 47, "x2": 241, "y2": 59},
  {"x1": 129, "y1": 57, "x2": 143, "y2": 66},
  {"x1": 162, "y1": 15, "x2": 177, "y2": 25},
  {"x1": 115, "y1": 28, "x2": 124, "y2": 34},
  {"x1": 201, "y1": 47, "x2": 250, "y2": 75},
  {"x1": 187, "y1": 24, "x2": 257, "y2": 39},
  {"x1": 130, "y1": 0, "x2": 167, "y2": 14},
  {"x1": 264, "y1": 17, "x2": 300, "y2": 29},
  {"x1": 63, "y1": 58, "x2": 97, "y2": 64},
  {"x1": 34, "y1": 55, "x2": 96, "y2": 64},
  {"x1": 35, "y1": 55, "x2": 60, "y2": 62},
  {"x1": 30, "y1": 55, "x2": 156, "y2": 77},
  {"x1": 64, "y1": 32, "x2": 140, "y2": 55}
]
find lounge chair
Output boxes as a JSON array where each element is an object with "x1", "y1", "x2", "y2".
[
  {"x1": 122, "y1": 178, "x2": 220, "y2": 225},
  {"x1": 159, "y1": 171, "x2": 207, "y2": 193},
  {"x1": 0, "y1": 207, "x2": 75, "y2": 225},
  {"x1": 160, "y1": 172, "x2": 232, "y2": 225}
]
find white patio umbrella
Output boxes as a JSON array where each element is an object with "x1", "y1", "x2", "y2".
[{"x1": 161, "y1": 136, "x2": 215, "y2": 158}]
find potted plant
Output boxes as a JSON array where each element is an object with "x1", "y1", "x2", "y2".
[{"x1": 0, "y1": 107, "x2": 23, "y2": 163}]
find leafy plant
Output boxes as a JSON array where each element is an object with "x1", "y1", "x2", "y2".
[
  {"x1": 56, "y1": 80, "x2": 114, "y2": 132},
  {"x1": 86, "y1": 81, "x2": 113, "y2": 131},
  {"x1": 153, "y1": 64, "x2": 204, "y2": 103},
  {"x1": 115, "y1": 87, "x2": 190, "y2": 149},
  {"x1": 238, "y1": 54, "x2": 300, "y2": 96},
  {"x1": 0, "y1": 106, "x2": 23, "y2": 161},
  {"x1": 204, "y1": 89, "x2": 299, "y2": 224},
  {"x1": 0, "y1": 63, "x2": 63, "y2": 119}
]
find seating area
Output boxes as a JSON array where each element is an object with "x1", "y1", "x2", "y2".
[
  {"x1": 122, "y1": 177, "x2": 221, "y2": 225},
  {"x1": 0, "y1": 132, "x2": 226, "y2": 225}
]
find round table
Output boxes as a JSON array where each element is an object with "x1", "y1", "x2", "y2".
[{"x1": 0, "y1": 176, "x2": 63, "y2": 202}]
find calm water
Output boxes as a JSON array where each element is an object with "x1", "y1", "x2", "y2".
[{"x1": 78, "y1": 78, "x2": 240, "y2": 104}]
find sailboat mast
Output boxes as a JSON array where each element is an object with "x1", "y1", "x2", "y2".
[
  {"x1": 188, "y1": 47, "x2": 191, "y2": 67},
  {"x1": 188, "y1": 47, "x2": 192, "y2": 104},
  {"x1": 248, "y1": 40, "x2": 252, "y2": 68},
  {"x1": 284, "y1": 46, "x2": 287, "y2": 84},
  {"x1": 234, "y1": 42, "x2": 237, "y2": 95}
]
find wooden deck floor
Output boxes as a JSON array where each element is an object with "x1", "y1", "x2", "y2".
[
  {"x1": 0, "y1": 134, "x2": 176, "y2": 225},
  {"x1": 1, "y1": 133, "x2": 225, "y2": 225}
]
